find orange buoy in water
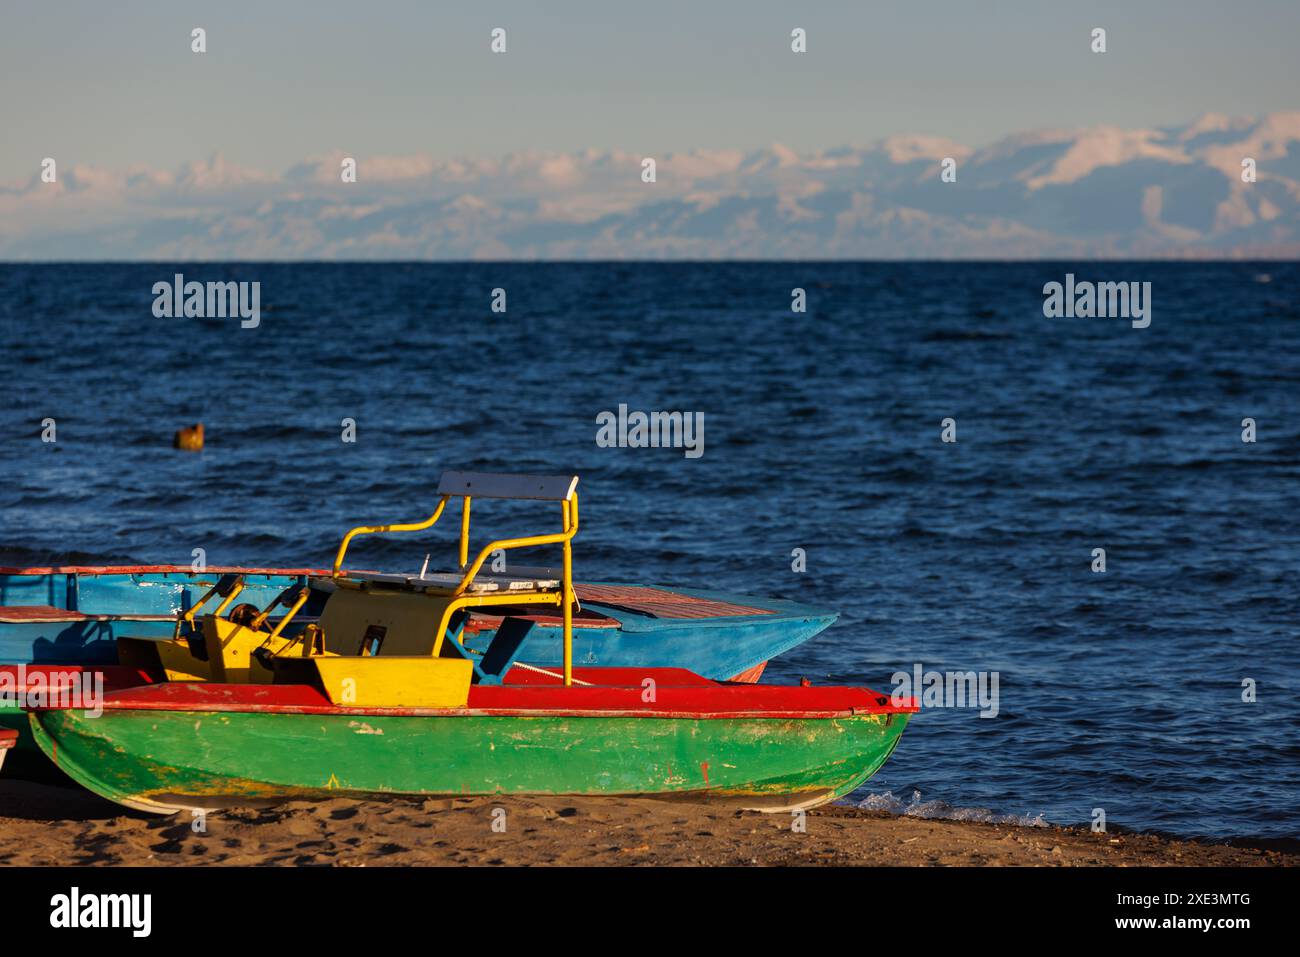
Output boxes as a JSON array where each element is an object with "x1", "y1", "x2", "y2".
[{"x1": 173, "y1": 423, "x2": 204, "y2": 451}]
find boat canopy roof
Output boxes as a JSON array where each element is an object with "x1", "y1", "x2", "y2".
[{"x1": 437, "y1": 471, "x2": 578, "y2": 502}]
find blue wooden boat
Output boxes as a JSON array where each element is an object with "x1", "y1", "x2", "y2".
[
  {"x1": 0, "y1": 472, "x2": 836, "y2": 683},
  {"x1": 0, "y1": 566, "x2": 832, "y2": 682}
]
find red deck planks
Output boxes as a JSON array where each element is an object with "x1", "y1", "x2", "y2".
[
  {"x1": 462, "y1": 608, "x2": 620, "y2": 633},
  {"x1": 574, "y1": 584, "x2": 774, "y2": 619},
  {"x1": 0, "y1": 605, "x2": 92, "y2": 622}
]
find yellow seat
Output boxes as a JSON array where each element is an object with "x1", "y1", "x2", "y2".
[{"x1": 306, "y1": 656, "x2": 473, "y2": 708}]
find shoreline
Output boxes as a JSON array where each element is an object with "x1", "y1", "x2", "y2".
[{"x1": 0, "y1": 780, "x2": 1292, "y2": 867}]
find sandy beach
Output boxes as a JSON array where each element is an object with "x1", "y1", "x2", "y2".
[{"x1": 0, "y1": 779, "x2": 1290, "y2": 867}]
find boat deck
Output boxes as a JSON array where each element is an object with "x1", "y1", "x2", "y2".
[
  {"x1": 1, "y1": 566, "x2": 825, "y2": 624},
  {"x1": 575, "y1": 584, "x2": 774, "y2": 619},
  {"x1": 24, "y1": 668, "x2": 917, "y2": 720}
]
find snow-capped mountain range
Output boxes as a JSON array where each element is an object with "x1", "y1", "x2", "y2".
[{"x1": 3, "y1": 112, "x2": 1298, "y2": 259}]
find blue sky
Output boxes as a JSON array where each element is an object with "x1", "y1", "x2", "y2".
[{"x1": 3, "y1": 0, "x2": 1298, "y2": 178}]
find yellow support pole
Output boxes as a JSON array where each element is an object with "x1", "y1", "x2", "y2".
[
  {"x1": 177, "y1": 581, "x2": 223, "y2": 636},
  {"x1": 432, "y1": 597, "x2": 467, "y2": 658},
  {"x1": 211, "y1": 581, "x2": 245, "y2": 618},
  {"x1": 261, "y1": 589, "x2": 311, "y2": 643},
  {"x1": 459, "y1": 496, "x2": 471, "y2": 569},
  {"x1": 562, "y1": 499, "x2": 573, "y2": 686}
]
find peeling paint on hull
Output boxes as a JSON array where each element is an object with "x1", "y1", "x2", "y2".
[{"x1": 30, "y1": 706, "x2": 909, "y2": 815}]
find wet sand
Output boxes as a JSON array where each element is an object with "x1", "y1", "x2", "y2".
[{"x1": 0, "y1": 779, "x2": 1291, "y2": 866}]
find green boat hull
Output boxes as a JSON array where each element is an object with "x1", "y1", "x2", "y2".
[{"x1": 30, "y1": 706, "x2": 909, "y2": 814}]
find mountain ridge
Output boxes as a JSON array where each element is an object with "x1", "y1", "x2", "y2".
[{"x1": 2, "y1": 112, "x2": 1298, "y2": 259}]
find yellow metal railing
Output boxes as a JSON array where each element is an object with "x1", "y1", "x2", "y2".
[
  {"x1": 332, "y1": 497, "x2": 450, "y2": 577},
  {"x1": 330, "y1": 486, "x2": 581, "y2": 685},
  {"x1": 459, "y1": 496, "x2": 471, "y2": 569}
]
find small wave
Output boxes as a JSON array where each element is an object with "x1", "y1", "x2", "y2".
[
  {"x1": 855, "y1": 789, "x2": 1049, "y2": 827},
  {"x1": 921, "y1": 329, "x2": 1010, "y2": 342},
  {"x1": 0, "y1": 544, "x2": 144, "y2": 567}
]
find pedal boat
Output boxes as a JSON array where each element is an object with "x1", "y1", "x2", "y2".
[
  {"x1": 21, "y1": 472, "x2": 915, "y2": 813},
  {"x1": 0, "y1": 474, "x2": 835, "y2": 683},
  {"x1": 26, "y1": 669, "x2": 913, "y2": 814}
]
